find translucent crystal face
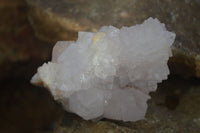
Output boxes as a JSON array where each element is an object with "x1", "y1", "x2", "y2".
[{"x1": 31, "y1": 18, "x2": 176, "y2": 122}]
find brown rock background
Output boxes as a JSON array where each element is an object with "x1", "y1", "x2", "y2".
[
  {"x1": 0, "y1": 0, "x2": 200, "y2": 132},
  {"x1": 0, "y1": 0, "x2": 62, "y2": 132}
]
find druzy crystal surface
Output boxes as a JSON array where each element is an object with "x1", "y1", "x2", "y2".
[{"x1": 31, "y1": 18, "x2": 176, "y2": 121}]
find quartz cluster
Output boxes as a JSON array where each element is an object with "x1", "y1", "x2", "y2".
[{"x1": 31, "y1": 18, "x2": 175, "y2": 121}]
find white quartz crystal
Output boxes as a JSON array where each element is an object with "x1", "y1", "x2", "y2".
[{"x1": 31, "y1": 18, "x2": 175, "y2": 122}]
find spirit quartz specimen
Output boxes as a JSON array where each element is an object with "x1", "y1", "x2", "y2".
[{"x1": 31, "y1": 18, "x2": 176, "y2": 122}]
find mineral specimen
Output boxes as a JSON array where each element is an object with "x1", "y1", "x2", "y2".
[{"x1": 31, "y1": 18, "x2": 175, "y2": 122}]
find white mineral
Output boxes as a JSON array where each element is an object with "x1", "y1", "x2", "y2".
[{"x1": 31, "y1": 18, "x2": 176, "y2": 121}]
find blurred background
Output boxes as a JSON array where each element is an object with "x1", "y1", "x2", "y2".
[{"x1": 0, "y1": 0, "x2": 200, "y2": 132}]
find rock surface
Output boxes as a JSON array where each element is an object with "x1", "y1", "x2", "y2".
[
  {"x1": 0, "y1": 59, "x2": 63, "y2": 133},
  {"x1": 26, "y1": 0, "x2": 200, "y2": 78},
  {"x1": 0, "y1": 0, "x2": 53, "y2": 80}
]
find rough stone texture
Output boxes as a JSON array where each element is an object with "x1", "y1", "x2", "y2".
[
  {"x1": 26, "y1": 0, "x2": 200, "y2": 78},
  {"x1": 0, "y1": 0, "x2": 52, "y2": 68},
  {"x1": 0, "y1": 0, "x2": 61, "y2": 132}
]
